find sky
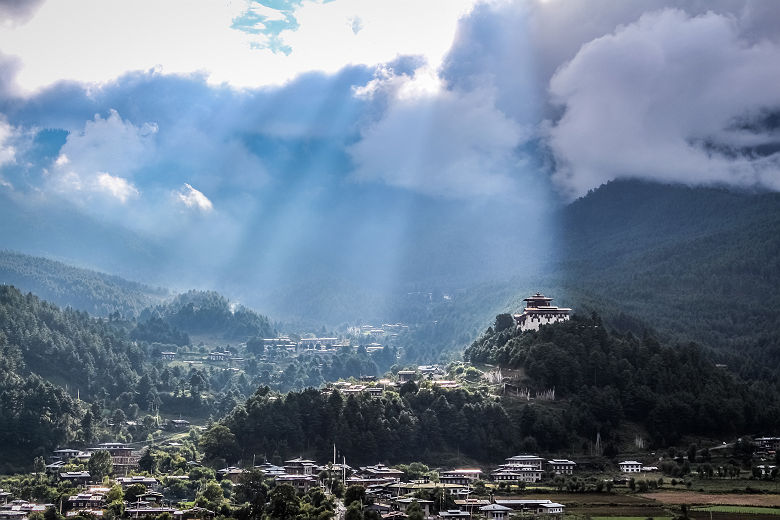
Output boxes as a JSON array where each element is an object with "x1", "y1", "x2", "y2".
[{"x1": 0, "y1": 0, "x2": 779, "y2": 319}]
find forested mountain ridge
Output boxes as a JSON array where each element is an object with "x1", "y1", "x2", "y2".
[
  {"x1": 0, "y1": 250, "x2": 168, "y2": 317},
  {"x1": 464, "y1": 313, "x2": 780, "y2": 447},
  {"x1": 557, "y1": 180, "x2": 780, "y2": 373},
  {"x1": 139, "y1": 290, "x2": 275, "y2": 341}
]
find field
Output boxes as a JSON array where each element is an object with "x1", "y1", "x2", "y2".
[
  {"x1": 642, "y1": 492, "x2": 780, "y2": 507},
  {"x1": 692, "y1": 506, "x2": 780, "y2": 514},
  {"x1": 499, "y1": 492, "x2": 671, "y2": 518},
  {"x1": 591, "y1": 517, "x2": 672, "y2": 520}
]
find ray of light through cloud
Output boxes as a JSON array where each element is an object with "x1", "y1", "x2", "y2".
[{"x1": 2, "y1": 0, "x2": 776, "y2": 322}]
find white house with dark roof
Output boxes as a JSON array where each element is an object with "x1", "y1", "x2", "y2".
[
  {"x1": 495, "y1": 500, "x2": 565, "y2": 516},
  {"x1": 513, "y1": 293, "x2": 571, "y2": 332},
  {"x1": 439, "y1": 469, "x2": 482, "y2": 485},
  {"x1": 547, "y1": 459, "x2": 576, "y2": 475},
  {"x1": 504, "y1": 455, "x2": 544, "y2": 470},
  {"x1": 491, "y1": 467, "x2": 543, "y2": 483},
  {"x1": 618, "y1": 461, "x2": 642, "y2": 473}
]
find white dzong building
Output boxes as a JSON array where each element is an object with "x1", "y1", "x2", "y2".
[{"x1": 513, "y1": 293, "x2": 571, "y2": 331}]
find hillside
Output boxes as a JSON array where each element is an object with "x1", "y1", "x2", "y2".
[
  {"x1": 399, "y1": 180, "x2": 780, "y2": 365},
  {"x1": 557, "y1": 180, "x2": 780, "y2": 376},
  {"x1": 219, "y1": 313, "x2": 780, "y2": 468},
  {"x1": 464, "y1": 313, "x2": 780, "y2": 447},
  {"x1": 0, "y1": 250, "x2": 168, "y2": 317},
  {"x1": 139, "y1": 290, "x2": 275, "y2": 342}
]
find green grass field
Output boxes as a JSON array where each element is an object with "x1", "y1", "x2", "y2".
[
  {"x1": 591, "y1": 517, "x2": 672, "y2": 520},
  {"x1": 692, "y1": 506, "x2": 780, "y2": 515}
]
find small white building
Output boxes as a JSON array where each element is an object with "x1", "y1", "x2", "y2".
[
  {"x1": 479, "y1": 504, "x2": 512, "y2": 520},
  {"x1": 618, "y1": 461, "x2": 643, "y2": 473}
]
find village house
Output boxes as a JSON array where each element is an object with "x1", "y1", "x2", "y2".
[
  {"x1": 492, "y1": 454, "x2": 545, "y2": 483},
  {"x1": 160, "y1": 351, "x2": 176, "y2": 360},
  {"x1": 124, "y1": 507, "x2": 176, "y2": 518},
  {"x1": 618, "y1": 461, "x2": 643, "y2": 473},
  {"x1": 168, "y1": 419, "x2": 191, "y2": 430},
  {"x1": 217, "y1": 467, "x2": 246, "y2": 483},
  {"x1": 59, "y1": 472, "x2": 91, "y2": 485},
  {"x1": 51, "y1": 449, "x2": 81, "y2": 462},
  {"x1": 479, "y1": 503, "x2": 512, "y2": 520},
  {"x1": 755, "y1": 437, "x2": 780, "y2": 454},
  {"x1": 453, "y1": 499, "x2": 490, "y2": 514},
  {"x1": 90, "y1": 443, "x2": 137, "y2": 476},
  {"x1": 358, "y1": 464, "x2": 404, "y2": 481},
  {"x1": 439, "y1": 469, "x2": 482, "y2": 485},
  {"x1": 116, "y1": 476, "x2": 159, "y2": 490},
  {"x1": 363, "y1": 503, "x2": 392, "y2": 516},
  {"x1": 66, "y1": 493, "x2": 105, "y2": 511},
  {"x1": 0, "y1": 501, "x2": 48, "y2": 520},
  {"x1": 504, "y1": 455, "x2": 544, "y2": 470},
  {"x1": 491, "y1": 467, "x2": 543, "y2": 483},
  {"x1": 284, "y1": 458, "x2": 318, "y2": 476},
  {"x1": 274, "y1": 474, "x2": 316, "y2": 492},
  {"x1": 439, "y1": 510, "x2": 470, "y2": 519},
  {"x1": 547, "y1": 459, "x2": 576, "y2": 475},
  {"x1": 208, "y1": 351, "x2": 229, "y2": 361},
  {"x1": 495, "y1": 500, "x2": 565, "y2": 516},
  {"x1": 298, "y1": 337, "x2": 339, "y2": 348},
  {"x1": 395, "y1": 498, "x2": 433, "y2": 517},
  {"x1": 397, "y1": 370, "x2": 416, "y2": 383},
  {"x1": 255, "y1": 462, "x2": 286, "y2": 477}
]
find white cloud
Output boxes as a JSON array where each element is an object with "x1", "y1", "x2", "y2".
[
  {"x1": 350, "y1": 66, "x2": 528, "y2": 199},
  {"x1": 175, "y1": 183, "x2": 213, "y2": 212},
  {"x1": 547, "y1": 9, "x2": 780, "y2": 199},
  {"x1": 95, "y1": 172, "x2": 139, "y2": 203},
  {"x1": 0, "y1": 0, "x2": 478, "y2": 93},
  {"x1": 0, "y1": 118, "x2": 17, "y2": 167},
  {"x1": 48, "y1": 109, "x2": 153, "y2": 204},
  {"x1": 57, "y1": 109, "x2": 156, "y2": 179}
]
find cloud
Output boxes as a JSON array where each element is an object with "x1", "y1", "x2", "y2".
[
  {"x1": 95, "y1": 172, "x2": 139, "y2": 203},
  {"x1": 175, "y1": 183, "x2": 213, "y2": 212},
  {"x1": 546, "y1": 9, "x2": 780, "y2": 199},
  {"x1": 349, "y1": 66, "x2": 529, "y2": 199},
  {"x1": 43, "y1": 109, "x2": 151, "y2": 206},
  {"x1": 56, "y1": 108, "x2": 156, "y2": 179},
  {"x1": 0, "y1": 0, "x2": 45, "y2": 27},
  {"x1": 0, "y1": 117, "x2": 17, "y2": 167}
]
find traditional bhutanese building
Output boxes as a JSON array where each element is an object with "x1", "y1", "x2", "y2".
[{"x1": 513, "y1": 293, "x2": 571, "y2": 331}]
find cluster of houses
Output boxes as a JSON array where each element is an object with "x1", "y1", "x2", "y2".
[
  {"x1": 48, "y1": 443, "x2": 140, "y2": 477},
  {"x1": 216, "y1": 455, "x2": 570, "y2": 518},
  {"x1": 0, "y1": 495, "x2": 47, "y2": 520},
  {"x1": 755, "y1": 436, "x2": 780, "y2": 456},
  {"x1": 1, "y1": 474, "x2": 211, "y2": 520},
  {"x1": 46, "y1": 443, "x2": 709, "y2": 520}
]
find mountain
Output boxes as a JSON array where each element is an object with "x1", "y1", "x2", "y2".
[
  {"x1": 400, "y1": 180, "x2": 780, "y2": 365},
  {"x1": 139, "y1": 289, "x2": 275, "y2": 342},
  {"x1": 556, "y1": 180, "x2": 780, "y2": 375},
  {"x1": 0, "y1": 250, "x2": 168, "y2": 317}
]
